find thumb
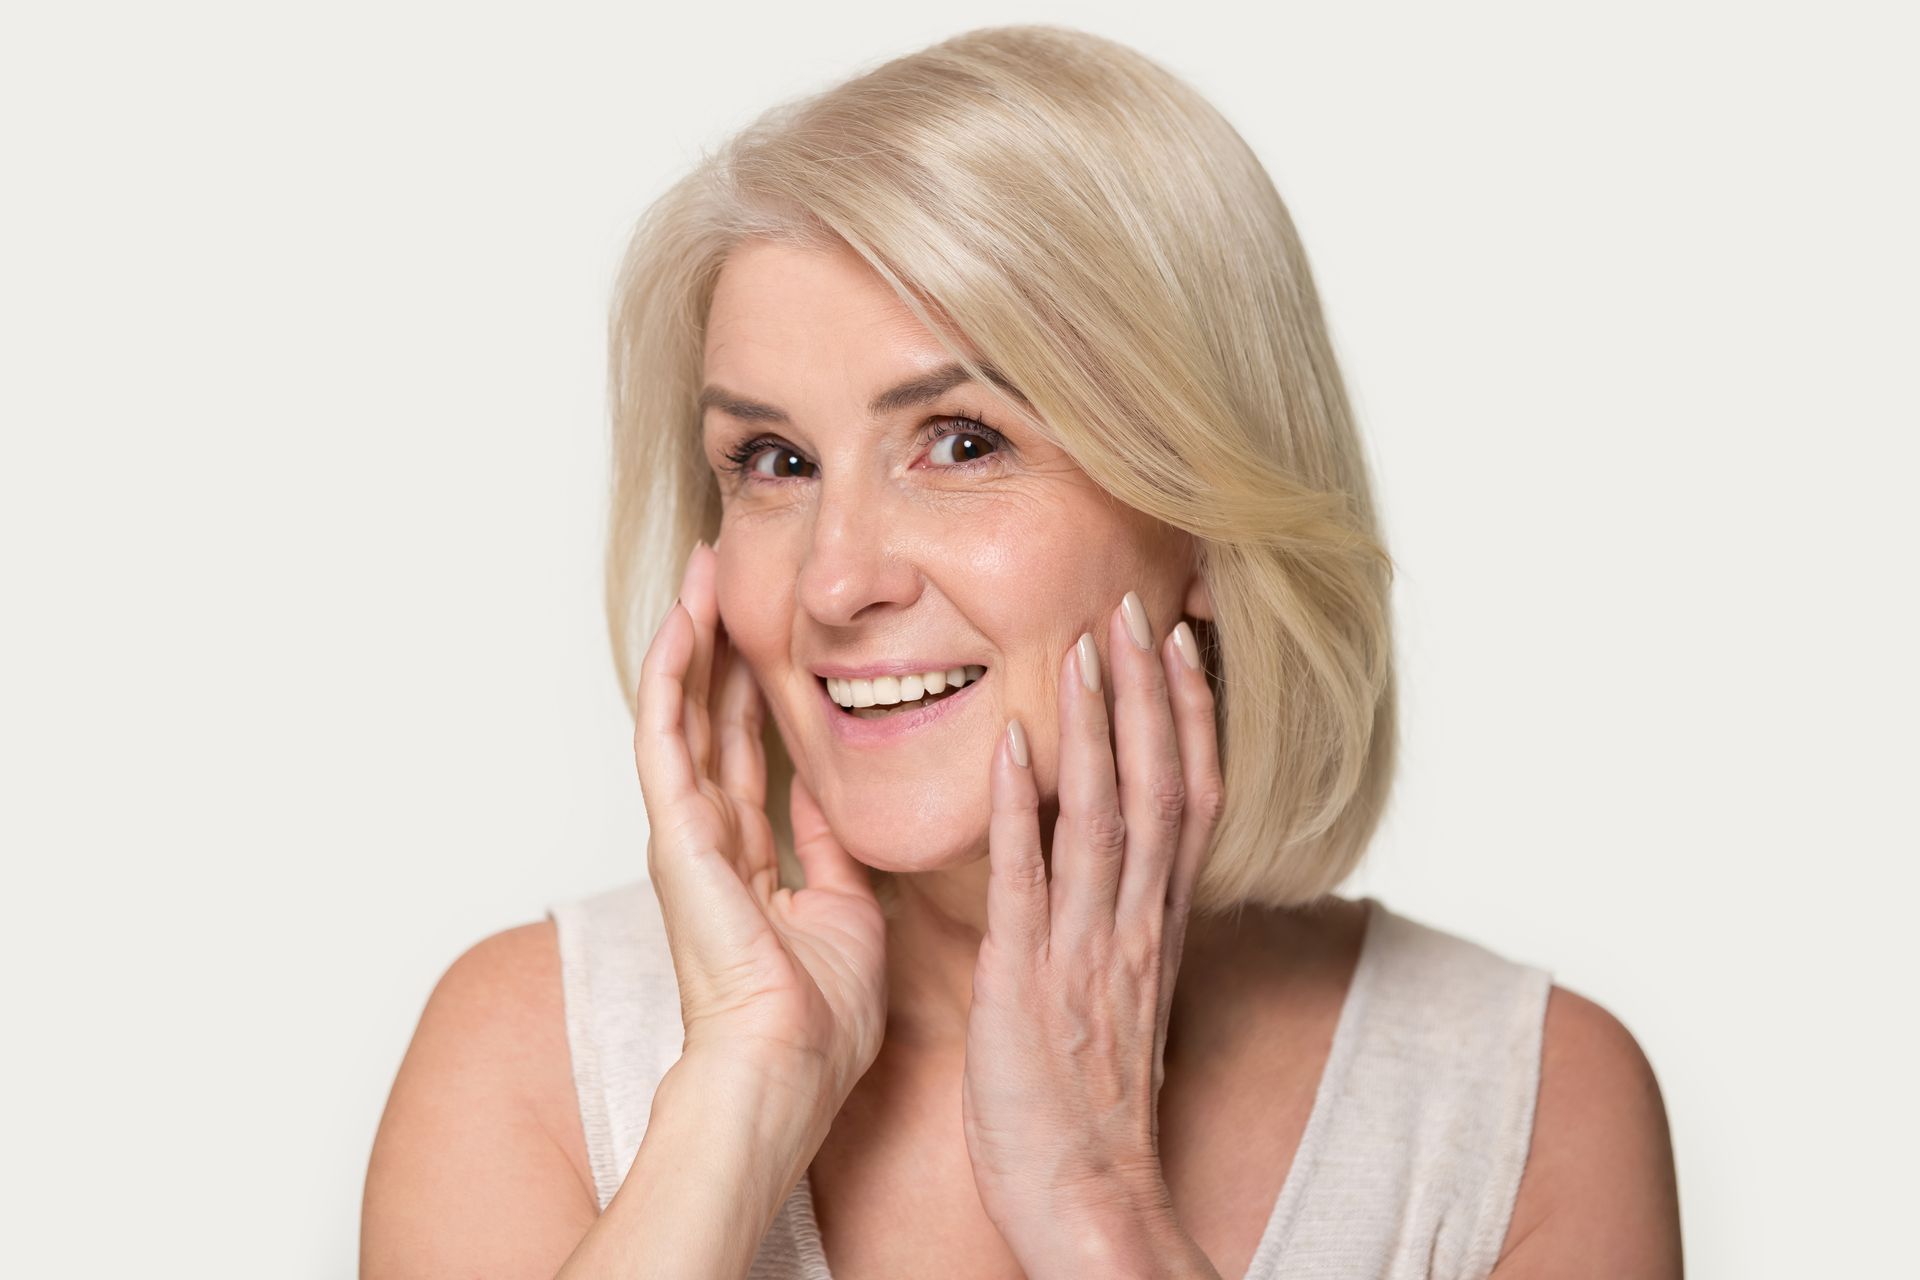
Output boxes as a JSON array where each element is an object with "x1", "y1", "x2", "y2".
[{"x1": 789, "y1": 772, "x2": 876, "y2": 902}]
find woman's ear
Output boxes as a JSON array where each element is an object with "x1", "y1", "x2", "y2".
[
  {"x1": 1181, "y1": 573, "x2": 1214, "y2": 623},
  {"x1": 1175, "y1": 533, "x2": 1214, "y2": 623}
]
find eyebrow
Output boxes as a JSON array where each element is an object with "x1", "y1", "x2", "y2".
[{"x1": 697, "y1": 360, "x2": 1031, "y2": 426}]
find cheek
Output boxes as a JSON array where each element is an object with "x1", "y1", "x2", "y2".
[
  {"x1": 712, "y1": 542, "x2": 785, "y2": 661},
  {"x1": 960, "y1": 510, "x2": 1173, "y2": 772},
  {"x1": 961, "y1": 510, "x2": 1122, "y2": 652},
  {"x1": 952, "y1": 533, "x2": 1092, "y2": 745},
  {"x1": 948, "y1": 501, "x2": 1085, "y2": 605}
]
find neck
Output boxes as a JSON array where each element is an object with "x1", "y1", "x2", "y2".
[
  {"x1": 879, "y1": 857, "x2": 992, "y2": 1053},
  {"x1": 874, "y1": 853, "x2": 1323, "y2": 1058}
]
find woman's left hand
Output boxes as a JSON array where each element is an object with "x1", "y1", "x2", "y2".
[{"x1": 960, "y1": 592, "x2": 1226, "y2": 1280}]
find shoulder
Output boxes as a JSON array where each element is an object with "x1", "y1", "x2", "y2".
[
  {"x1": 361, "y1": 920, "x2": 597, "y2": 1277},
  {"x1": 432, "y1": 917, "x2": 573, "y2": 1036},
  {"x1": 413, "y1": 921, "x2": 590, "y2": 1183},
  {"x1": 422, "y1": 920, "x2": 584, "y2": 1112},
  {"x1": 1490, "y1": 983, "x2": 1683, "y2": 1278}
]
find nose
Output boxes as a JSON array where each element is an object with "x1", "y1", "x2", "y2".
[{"x1": 794, "y1": 471, "x2": 924, "y2": 628}]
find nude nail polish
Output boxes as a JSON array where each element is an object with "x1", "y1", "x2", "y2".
[
  {"x1": 1172, "y1": 620, "x2": 1201, "y2": 671},
  {"x1": 1121, "y1": 590, "x2": 1152, "y2": 652},
  {"x1": 1006, "y1": 718, "x2": 1030, "y2": 768},
  {"x1": 1076, "y1": 632, "x2": 1101, "y2": 693}
]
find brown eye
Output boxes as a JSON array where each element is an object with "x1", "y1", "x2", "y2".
[
  {"x1": 928, "y1": 423, "x2": 1003, "y2": 466},
  {"x1": 755, "y1": 446, "x2": 815, "y2": 479}
]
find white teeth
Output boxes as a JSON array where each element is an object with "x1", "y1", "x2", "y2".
[{"x1": 825, "y1": 666, "x2": 985, "y2": 709}]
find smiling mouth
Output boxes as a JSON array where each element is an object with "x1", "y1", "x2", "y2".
[{"x1": 820, "y1": 667, "x2": 987, "y2": 719}]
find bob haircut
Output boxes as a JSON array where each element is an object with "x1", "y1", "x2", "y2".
[{"x1": 605, "y1": 24, "x2": 1397, "y2": 917}]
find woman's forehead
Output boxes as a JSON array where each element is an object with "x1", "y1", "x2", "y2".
[{"x1": 705, "y1": 241, "x2": 960, "y2": 382}]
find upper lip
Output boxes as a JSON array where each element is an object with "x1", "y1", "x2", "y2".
[{"x1": 810, "y1": 660, "x2": 988, "y2": 680}]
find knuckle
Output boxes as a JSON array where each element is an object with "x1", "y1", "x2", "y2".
[
  {"x1": 1147, "y1": 771, "x2": 1187, "y2": 827},
  {"x1": 998, "y1": 850, "x2": 1048, "y2": 896},
  {"x1": 1082, "y1": 807, "x2": 1128, "y2": 856},
  {"x1": 1189, "y1": 776, "x2": 1227, "y2": 827},
  {"x1": 997, "y1": 786, "x2": 1042, "y2": 818}
]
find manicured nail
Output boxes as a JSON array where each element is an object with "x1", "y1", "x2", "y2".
[
  {"x1": 1120, "y1": 590, "x2": 1152, "y2": 652},
  {"x1": 1006, "y1": 717, "x2": 1030, "y2": 768},
  {"x1": 1075, "y1": 632, "x2": 1101, "y2": 693},
  {"x1": 1171, "y1": 620, "x2": 1201, "y2": 672}
]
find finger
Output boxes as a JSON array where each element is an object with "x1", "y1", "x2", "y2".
[
  {"x1": 788, "y1": 771, "x2": 878, "y2": 904},
  {"x1": 1049, "y1": 629, "x2": 1124, "y2": 942},
  {"x1": 1158, "y1": 619, "x2": 1224, "y2": 989},
  {"x1": 1110, "y1": 591, "x2": 1186, "y2": 930},
  {"x1": 681, "y1": 539, "x2": 719, "y2": 775},
  {"x1": 714, "y1": 629, "x2": 768, "y2": 816},
  {"x1": 633, "y1": 598, "x2": 699, "y2": 815},
  {"x1": 712, "y1": 625, "x2": 776, "y2": 892},
  {"x1": 705, "y1": 620, "x2": 738, "y2": 781},
  {"x1": 986, "y1": 716, "x2": 1049, "y2": 958},
  {"x1": 635, "y1": 601, "x2": 754, "y2": 924}
]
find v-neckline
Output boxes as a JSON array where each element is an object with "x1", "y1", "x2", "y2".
[{"x1": 782, "y1": 895, "x2": 1386, "y2": 1279}]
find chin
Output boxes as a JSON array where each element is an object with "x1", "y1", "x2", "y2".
[{"x1": 838, "y1": 825, "x2": 987, "y2": 874}]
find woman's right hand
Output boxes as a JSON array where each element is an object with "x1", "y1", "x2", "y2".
[{"x1": 633, "y1": 538, "x2": 887, "y2": 1109}]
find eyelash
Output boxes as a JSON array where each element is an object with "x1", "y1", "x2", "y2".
[{"x1": 718, "y1": 417, "x2": 1010, "y2": 483}]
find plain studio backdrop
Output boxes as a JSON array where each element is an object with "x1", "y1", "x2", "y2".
[{"x1": 2, "y1": 2, "x2": 1912, "y2": 1275}]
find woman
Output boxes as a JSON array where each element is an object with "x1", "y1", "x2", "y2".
[{"x1": 362, "y1": 24, "x2": 1681, "y2": 1279}]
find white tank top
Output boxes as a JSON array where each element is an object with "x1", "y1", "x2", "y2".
[{"x1": 547, "y1": 879, "x2": 1552, "y2": 1279}]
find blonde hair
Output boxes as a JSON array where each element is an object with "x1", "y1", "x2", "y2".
[{"x1": 606, "y1": 24, "x2": 1397, "y2": 916}]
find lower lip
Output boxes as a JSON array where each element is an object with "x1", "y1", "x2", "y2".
[{"x1": 820, "y1": 673, "x2": 988, "y2": 746}]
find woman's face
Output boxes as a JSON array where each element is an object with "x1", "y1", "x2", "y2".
[{"x1": 704, "y1": 237, "x2": 1205, "y2": 872}]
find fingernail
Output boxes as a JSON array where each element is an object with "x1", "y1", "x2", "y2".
[
  {"x1": 1006, "y1": 717, "x2": 1030, "y2": 768},
  {"x1": 1171, "y1": 620, "x2": 1201, "y2": 671},
  {"x1": 1076, "y1": 632, "x2": 1101, "y2": 693},
  {"x1": 1120, "y1": 589, "x2": 1152, "y2": 652}
]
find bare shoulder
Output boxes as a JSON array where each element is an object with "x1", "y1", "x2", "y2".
[
  {"x1": 1491, "y1": 983, "x2": 1683, "y2": 1278},
  {"x1": 361, "y1": 920, "x2": 597, "y2": 1278}
]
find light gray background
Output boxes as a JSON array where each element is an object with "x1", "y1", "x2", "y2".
[{"x1": 3, "y1": 2, "x2": 1912, "y2": 1275}]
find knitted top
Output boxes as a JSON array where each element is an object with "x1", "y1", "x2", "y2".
[{"x1": 547, "y1": 880, "x2": 1552, "y2": 1278}]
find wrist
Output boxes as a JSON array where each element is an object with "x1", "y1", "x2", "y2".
[
  {"x1": 582, "y1": 1048, "x2": 842, "y2": 1280},
  {"x1": 678, "y1": 1031, "x2": 859, "y2": 1106},
  {"x1": 1016, "y1": 1182, "x2": 1220, "y2": 1280},
  {"x1": 661, "y1": 1042, "x2": 841, "y2": 1148}
]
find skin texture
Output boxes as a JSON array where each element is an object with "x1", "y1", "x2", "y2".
[
  {"x1": 698, "y1": 240, "x2": 1214, "y2": 1045},
  {"x1": 359, "y1": 236, "x2": 1684, "y2": 1279},
  {"x1": 360, "y1": 921, "x2": 1684, "y2": 1278},
  {"x1": 703, "y1": 238, "x2": 1208, "y2": 925},
  {"x1": 696, "y1": 237, "x2": 1228, "y2": 1272}
]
